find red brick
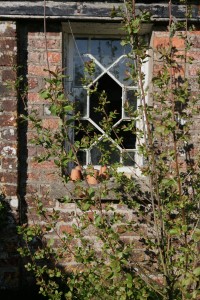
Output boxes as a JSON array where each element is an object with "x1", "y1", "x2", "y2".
[
  {"x1": 26, "y1": 184, "x2": 39, "y2": 194},
  {"x1": 2, "y1": 157, "x2": 17, "y2": 169},
  {"x1": 1, "y1": 128, "x2": 17, "y2": 141},
  {"x1": 27, "y1": 171, "x2": 40, "y2": 181},
  {"x1": 28, "y1": 51, "x2": 43, "y2": 63},
  {"x1": 188, "y1": 51, "x2": 200, "y2": 61},
  {"x1": 0, "y1": 39, "x2": 17, "y2": 52},
  {"x1": 0, "y1": 83, "x2": 16, "y2": 97},
  {"x1": 28, "y1": 77, "x2": 39, "y2": 89},
  {"x1": 0, "y1": 54, "x2": 16, "y2": 66},
  {"x1": 42, "y1": 118, "x2": 60, "y2": 130},
  {"x1": 1, "y1": 172, "x2": 18, "y2": 184},
  {"x1": 0, "y1": 115, "x2": 16, "y2": 126},
  {"x1": 28, "y1": 38, "x2": 61, "y2": 50},
  {"x1": 188, "y1": 65, "x2": 200, "y2": 76},
  {"x1": 59, "y1": 225, "x2": 74, "y2": 235},
  {"x1": 28, "y1": 65, "x2": 50, "y2": 76},
  {"x1": 1, "y1": 99, "x2": 17, "y2": 112},
  {"x1": 47, "y1": 52, "x2": 61, "y2": 63},
  {"x1": 28, "y1": 32, "x2": 60, "y2": 37},
  {"x1": 3, "y1": 184, "x2": 18, "y2": 196},
  {"x1": 29, "y1": 160, "x2": 55, "y2": 170},
  {"x1": 28, "y1": 92, "x2": 43, "y2": 102},
  {"x1": 0, "y1": 144, "x2": 17, "y2": 156},
  {"x1": 153, "y1": 36, "x2": 185, "y2": 49},
  {"x1": 2, "y1": 69, "x2": 16, "y2": 81}
]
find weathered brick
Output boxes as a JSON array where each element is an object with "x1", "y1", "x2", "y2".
[
  {"x1": 0, "y1": 39, "x2": 17, "y2": 52},
  {"x1": 28, "y1": 77, "x2": 39, "y2": 90},
  {"x1": 29, "y1": 160, "x2": 55, "y2": 170},
  {"x1": 47, "y1": 52, "x2": 62, "y2": 64},
  {"x1": 59, "y1": 224, "x2": 74, "y2": 235},
  {"x1": 28, "y1": 92, "x2": 43, "y2": 102},
  {"x1": 0, "y1": 83, "x2": 16, "y2": 97},
  {"x1": 28, "y1": 38, "x2": 61, "y2": 50},
  {"x1": 1, "y1": 99, "x2": 17, "y2": 112},
  {"x1": 27, "y1": 171, "x2": 40, "y2": 181},
  {"x1": 28, "y1": 31, "x2": 61, "y2": 38},
  {"x1": 28, "y1": 51, "x2": 43, "y2": 63},
  {"x1": 188, "y1": 64, "x2": 200, "y2": 76},
  {"x1": 42, "y1": 118, "x2": 60, "y2": 130},
  {"x1": 1, "y1": 128, "x2": 17, "y2": 141},
  {"x1": 0, "y1": 22, "x2": 16, "y2": 37},
  {"x1": 1, "y1": 172, "x2": 18, "y2": 184},
  {"x1": 0, "y1": 115, "x2": 16, "y2": 127},
  {"x1": 0, "y1": 144, "x2": 17, "y2": 157},
  {"x1": 2, "y1": 69, "x2": 17, "y2": 81},
  {"x1": 153, "y1": 36, "x2": 185, "y2": 49},
  {"x1": 0, "y1": 54, "x2": 17, "y2": 66},
  {"x1": 28, "y1": 65, "x2": 50, "y2": 76},
  {"x1": 2, "y1": 157, "x2": 17, "y2": 170},
  {"x1": 3, "y1": 184, "x2": 18, "y2": 196}
]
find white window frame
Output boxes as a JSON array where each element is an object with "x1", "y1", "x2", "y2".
[{"x1": 63, "y1": 22, "x2": 150, "y2": 176}]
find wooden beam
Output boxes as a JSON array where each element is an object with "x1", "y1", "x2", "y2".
[{"x1": 0, "y1": 1, "x2": 199, "y2": 22}]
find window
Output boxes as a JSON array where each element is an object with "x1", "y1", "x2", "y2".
[{"x1": 63, "y1": 23, "x2": 149, "y2": 173}]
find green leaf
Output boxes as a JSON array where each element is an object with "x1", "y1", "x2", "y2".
[
  {"x1": 169, "y1": 228, "x2": 180, "y2": 235},
  {"x1": 193, "y1": 266, "x2": 200, "y2": 276},
  {"x1": 82, "y1": 202, "x2": 91, "y2": 211}
]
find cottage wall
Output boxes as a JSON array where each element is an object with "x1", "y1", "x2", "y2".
[{"x1": 0, "y1": 1, "x2": 200, "y2": 295}]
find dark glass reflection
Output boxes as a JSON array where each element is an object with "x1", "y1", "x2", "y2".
[
  {"x1": 90, "y1": 74, "x2": 122, "y2": 126},
  {"x1": 90, "y1": 140, "x2": 120, "y2": 165},
  {"x1": 111, "y1": 121, "x2": 136, "y2": 149}
]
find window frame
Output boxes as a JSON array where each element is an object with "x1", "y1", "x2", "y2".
[{"x1": 63, "y1": 22, "x2": 150, "y2": 175}]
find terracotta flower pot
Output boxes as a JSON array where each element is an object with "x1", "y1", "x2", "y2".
[
  {"x1": 75, "y1": 165, "x2": 82, "y2": 171},
  {"x1": 86, "y1": 166, "x2": 99, "y2": 185},
  {"x1": 70, "y1": 168, "x2": 82, "y2": 181},
  {"x1": 99, "y1": 165, "x2": 109, "y2": 179}
]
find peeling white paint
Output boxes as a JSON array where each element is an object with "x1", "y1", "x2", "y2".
[
  {"x1": 9, "y1": 129, "x2": 15, "y2": 136},
  {"x1": 10, "y1": 197, "x2": 18, "y2": 208},
  {"x1": 0, "y1": 23, "x2": 16, "y2": 33},
  {"x1": 1, "y1": 146, "x2": 16, "y2": 156}
]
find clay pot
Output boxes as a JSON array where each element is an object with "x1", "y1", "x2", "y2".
[
  {"x1": 99, "y1": 165, "x2": 109, "y2": 179},
  {"x1": 86, "y1": 166, "x2": 99, "y2": 185},
  {"x1": 75, "y1": 165, "x2": 82, "y2": 171},
  {"x1": 70, "y1": 168, "x2": 82, "y2": 181}
]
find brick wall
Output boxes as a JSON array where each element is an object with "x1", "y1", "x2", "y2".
[
  {"x1": 18, "y1": 23, "x2": 63, "y2": 219},
  {"x1": 0, "y1": 18, "x2": 200, "y2": 293},
  {"x1": 0, "y1": 21, "x2": 20, "y2": 290},
  {"x1": 0, "y1": 21, "x2": 18, "y2": 199},
  {"x1": 151, "y1": 29, "x2": 200, "y2": 152}
]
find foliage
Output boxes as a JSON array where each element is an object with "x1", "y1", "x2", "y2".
[{"x1": 17, "y1": 1, "x2": 200, "y2": 300}]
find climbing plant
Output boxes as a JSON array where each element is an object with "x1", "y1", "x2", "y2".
[{"x1": 17, "y1": 1, "x2": 200, "y2": 299}]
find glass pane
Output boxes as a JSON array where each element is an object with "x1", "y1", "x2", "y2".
[
  {"x1": 109, "y1": 57, "x2": 135, "y2": 86},
  {"x1": 74, "y1": 39, "x2": 88, "y2": 86},
  {"x1": 77, "y1": 150, "x2": 86, "y2": 166},
  {"x1": 111, "y1": 121, "x2": 136, "y2": 149},
  {"x1": 90, "y1": 74, "x2": 122, "y2": 126},
  {"x1": 74, "y1": 56, "x2": 102, "y2": 86},
  {"x1": 74, "y1": 88, "x2": 87, "y2": 117},
  {"x1": 91, "y1": 39, "x2": 123, "y2": 67},
  {"x1": 74, "y1": 38, "x2": 88, "y2": 56},
  {"x1": 75, "y1": 120, "x2": 101, "y2": 149},
  {"x1": 124, "y1": 89, "x2": 137, "y2": 118},
  {"x1": 122, "y1": 151, "x2": 136, "y2": 166},
  {"x1": 90, "y1": 140, "x2": 120, "y2": 165},
  {"x1": 74, "y1": 56, "x2": 84, "y2": 86}
]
